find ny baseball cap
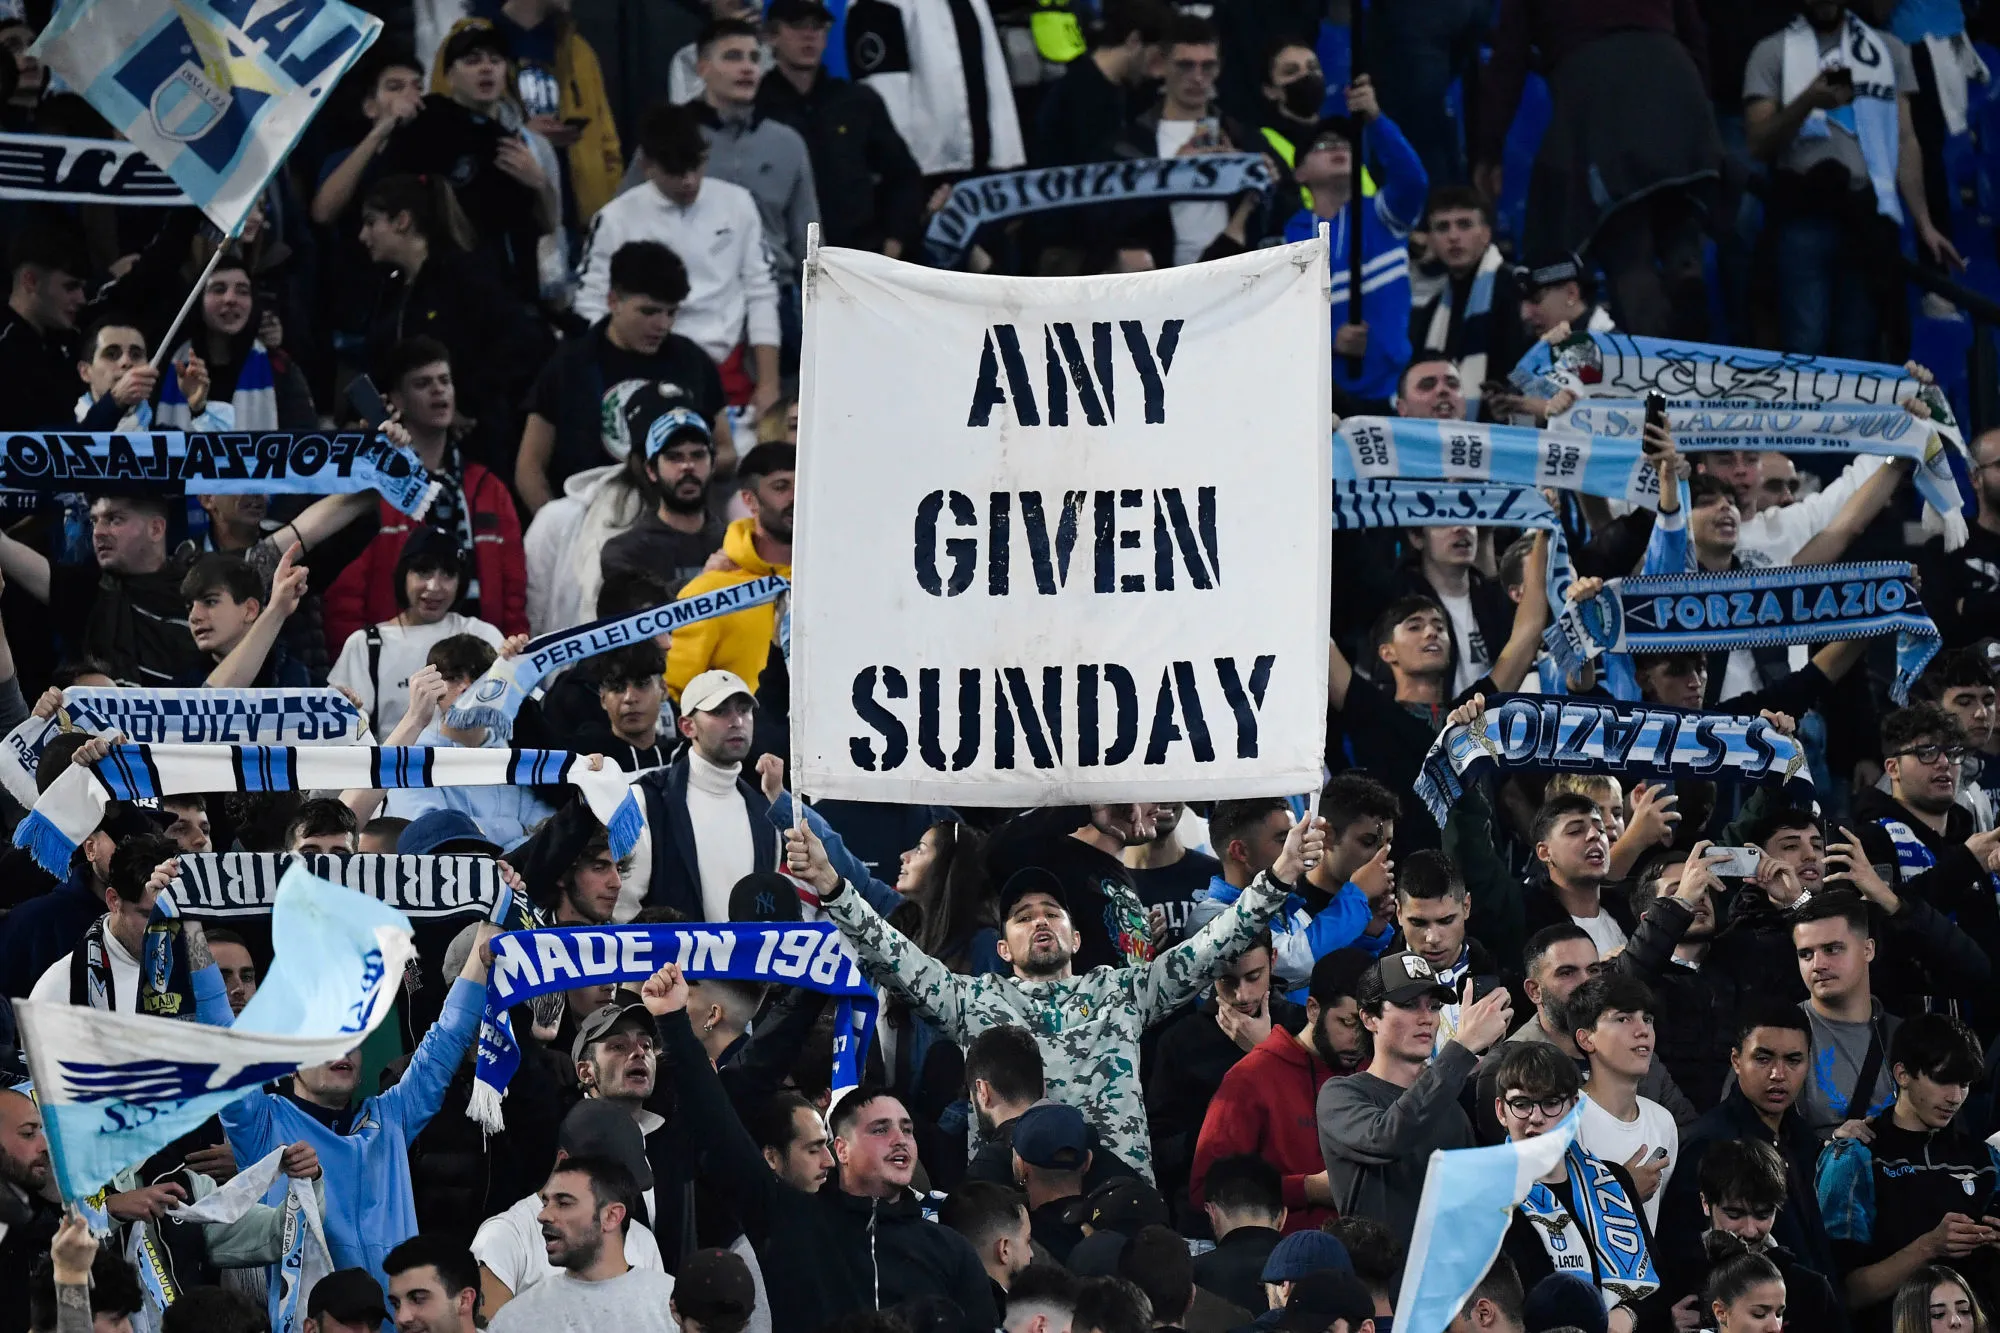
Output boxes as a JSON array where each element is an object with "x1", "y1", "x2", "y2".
[
  {"x1": 1276, "y1": 1270, "x2": 1376, "y2": 1333},
  {"x1": 1059, "y1": 1176, "x2": 1169, "y2": 1233},
  {"x1": 681, "y1": 669, "x2": 755, "y2": 716},
  {"x1": 1356, "y1": 951, "x2": 1457, "y2": 1008}
]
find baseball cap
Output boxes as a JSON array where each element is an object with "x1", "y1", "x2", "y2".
[
  {"x1": 1058, "y1": 1176, "x2": 1169, "y2": 1233},
  {"x1": 1261, "y1": 1230, "x2": 1353, "y2": 1283},
  {"x1": 996, "y1": 865, "x2": 1069, "y2": 922},
  {"x1": 1356, "y1": 952, "x2": 1457, "y2": 1008},
  {"x1": 729, "y1": 871, "x2": 804, "y2": 923},
  {"x1": 558, "y1": 1098, "x2": 654, "y2": 1192},
  {"x1": 1276, "y1": 1269, "x2": 1375, "y2": 1333},
  {"x1": 1514, "y1": 252, "x2": 1587, "y2": 294},
  {"x1": 675, "y1": 1248, "x2": 757, "y2": 1322},
  {"x1": 1523, "y1": 1273, "x2": 1609, "y2": 1333},
  {"x1": 306, "y1": 1269, "x2": 388, "y2": 1325},
  {"x1": 1012, "y1": 1103, "x2": 1091, "y2": 1171},
  {"x1": 397, "y1": 808, "x2": 502, "y2": 858},
  {"x1": 571, "y1": 992, "x2": 653, "y2": 1062},
  {"x1": 643, "y1": 405, "x2": 713, "y2": 460},
  {"x1": 441, "y1": 19, "x2": 508, "y2": 67},
  {"x1": 767, "y1": 0, "x2": 835, "y2": 21},
  {"x1": 681, "y1": 669, "x2": 755, "y2": 716}
]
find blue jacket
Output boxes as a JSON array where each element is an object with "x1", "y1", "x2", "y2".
[
  {"x1": 218, "y1": 977, "x2": 484, "y2": 1287},
  {"x1": 1285, "y1": 114, "x2": 1427, "y2": 402},
  {"x1": 1188, "y1": 872, "x2": 1396, "y2": 998}
]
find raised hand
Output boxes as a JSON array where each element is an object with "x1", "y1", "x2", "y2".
[
  {"x1": 1454, "y1": 980, "x2": 1514, "y2": 1054},
  {"x1": 1273, "y1": 813, "x2": 1327, "y2": 885},
  {"x1": 785, "y1": 822, "x2": 839, "y2": 894},
  {"x1": 641, "y1": 962, "x2": 690, "y2": 1015},
  {"x1": 268, "y1": 542, "x2": 308, "y2": 617}
]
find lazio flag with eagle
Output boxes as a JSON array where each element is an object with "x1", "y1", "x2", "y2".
[{"x1": 32, "y1": 0, "x2": 381, "y2": 232}]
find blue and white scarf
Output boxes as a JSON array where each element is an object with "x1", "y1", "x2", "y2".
[
  {"x1": 1414, "y1": 694, "x2": 1813, "y2": 826},
  {"x1": 1334, "y1": 417, "x2": 1666, "y2": 511},
  {"x1": 446, "y1": 574, "x2": 790, "y2": 737},
  {"x1": 471, "y1": 923, "x2": 879, "y2": 1130},
  {"x1": 0, "y1": 133, "x2": 186, "y2": 204},
  {"x1": 1545, "y1": 561, "x2": 1940, "y2": 702},
  {"x1": 0, "y1": 687, "x2": 372, "y2": 812},
  {"x1": 16, "y1": 744, "x2": 645, "y2": 876},
  {"x1": 1329, "y1": 478, "x2": 1579, "y2": 607},
  {"x1": 0, "y1": 431, "x2": 440, "y2": 518},
  {"x1": 152, "y1": 1144, "x2": 330, "y2": 1333},
  {"x1": 1517, "y1": 1142, "x2": 1661, "y2": 1309},
  {"x1": 924, "y1": 155, "x2": 1273, "y2": 266},
  {"x1": 1782, "y1": 12, "x2": 1904, "y2": 222},
  {"x1": 158, "y1": 340, "x2": 280, "y2": 433},
  {"x1": 1420, "y1": 245, "x2": 1505, "y2": 418},
  {"x1": 1555, "y1": 398, "x2": 1968, "y2": 539}
]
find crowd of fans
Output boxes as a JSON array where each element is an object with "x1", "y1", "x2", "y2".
[{"x1": 0, "y1": 0, "x2": 1998, "y2": 1330}]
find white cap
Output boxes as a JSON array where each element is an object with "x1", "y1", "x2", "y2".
[{"x1": 681, "y1": 669, "x2": 755, "y2": 715}]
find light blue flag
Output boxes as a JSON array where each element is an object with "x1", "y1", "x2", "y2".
[
  {"x1": 15, "y1": 863, "x2": 415, "y2": 1201},
  {"x1": 30, "y1": 0, "x2": 381, "y2": 231},
  {"x1": 1394, "y1": 1107, "x2": 1583, "y2": 1333}
]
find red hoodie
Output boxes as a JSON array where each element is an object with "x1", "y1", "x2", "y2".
[{"x1": 1189, "y1": 1024, "x2": 1339, "y2": 1233}]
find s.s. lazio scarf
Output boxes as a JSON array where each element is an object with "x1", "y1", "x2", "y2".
[
  {"x1": 1545, "y1": 561, "x2": 1940, "y2": 702},
  {"x1": 1782, "y1": 12, "x2": 1903, "y2": 223},
  {"x1": 1330, "y1": 479, "x2": 1579, "y2": 606},
  {"x1": 0, "y1": 133, "x2": 186, "y2": 205},
  {"x1": 16, "y1": 863, "x2": 416, "y2": 1201},
  {"x1": 924, "y1": 155, "x2": 1273, "y2": 266},
  {"x1": 446, "y1": 574, "x2": 790, "y2": 737},
  {"x1": 1510, "y1": 331, "x2": 1942, "y2": 415},
  {"x1": 471, "y1": 923, "x2": 879, "y2": 1131},
  {"x1": 16, "y1": 744, "x2": 645, "y2": 875},
  {"x1": 151, "y1": 1144, "x2": 330, "y2": 1333},
  {"x1": 0, "y1": 430, "x2": 441, "y2": 518},
  {"x1": 1553, "y1": 398, "x2": 1968, "y2": 541},
  {"x1": 1413, "y1": 694, "x2": 1813, "y2": 826},
  {"x1": 0, "y1": 686, "x2": 371, "y2": 811},
  {"x1": 1334, "y1": 416, "x2": 1667, "y2": 511},
  {"x1": 1517, "y1": 1142, "x2": 1661, "y2": 1309}
]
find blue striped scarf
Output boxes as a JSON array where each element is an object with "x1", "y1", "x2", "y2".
[
  {"x1": 1545, "y1": 561, "x2": 1940, "y2": 702},
  {"x1": 1334, "y1": 417, "x2": 1667, "y2": 511},
  {"x1": 158, "y1": 339, "x2": 279, "y2": 432}
]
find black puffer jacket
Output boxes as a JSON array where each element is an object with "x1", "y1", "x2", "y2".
[
  {"x1": 404, "y1": 1036, "x2": 567, "y2": 1251},
  {"x1": 1619, "y1": 894, "x2": 1738, "y2": 1115},
  {"x1": 658, "y1": 1007, "x2": 996, "y2": 1329}
]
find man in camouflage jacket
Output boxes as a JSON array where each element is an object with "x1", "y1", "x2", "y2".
[{"x1": 785, "y1": 813, "x2": 1326, "y2": 1182}]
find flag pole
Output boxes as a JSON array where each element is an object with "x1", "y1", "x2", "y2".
[
  {"x1": 1344, "y1": 0, "x2": 1365, "y2": 379},
  {"x1": 149, "y1": 242, "x2": 228, "y2": 373}
]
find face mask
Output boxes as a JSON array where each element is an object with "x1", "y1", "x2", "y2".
[{"x1": 1281, "y1": 72, "x2": 1325, "y2": 118}]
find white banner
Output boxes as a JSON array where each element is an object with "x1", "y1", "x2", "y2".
[{"x1": 791, "y1": 241, "x2": 1332, "y2": 803}]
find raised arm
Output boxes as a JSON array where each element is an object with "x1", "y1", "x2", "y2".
[
  {"x1": 1133, "y1": 815, "x2": 1324, "y2": 1022},
  {"x1": 0, "y1": 530, "x2": 50, "y2": 605},
  {"x1": 206, "y1": 542, "x2": 306, "y2": 687},
  {"x1": 1789, "y1": 458, "x2": 1911, "y2": 566},
  {"x1": 1488, "y1": 530, "x2": 1549, "y2": 692},
  {"x1": 787, "y1": 822, "x2": 980, "y2": 1040}
]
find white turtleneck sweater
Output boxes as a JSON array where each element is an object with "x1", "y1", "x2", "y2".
[{"x1": 686, "y1": 747, "x2": 756, "y2": 922}]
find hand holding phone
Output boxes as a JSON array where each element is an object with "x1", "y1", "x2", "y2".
[{"x1": 345, "y1": 374, "x2": 391, "y2": 429}]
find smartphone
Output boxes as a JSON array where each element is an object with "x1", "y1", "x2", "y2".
[
  {"x1": 344, "y1": 374, "x2": 391, "y2": 429},
  {"x1": 1469, "y1": 975, "x2": 1506, "y2": 1003},
  {"x1": 1644, "y1": 388, "x2": 1669, "y2": 429},
  {"x1": 1702, "y1": 846, "x2": 1764, "y2": 878},
  {"x1": 1826, "y1": 66, "x2": 1854, "y2": 91}
]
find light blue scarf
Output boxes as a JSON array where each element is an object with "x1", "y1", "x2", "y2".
[
  {"x1": 1517, "y1": 1142, "x2": 1662, "y2": 1309},
  {"x1": 1334, "y1": 417, "x2": 1668, "y2": 511},
  {"x1": 1783, "y1": 12, "x2": 1904, "y2": 222},
  {"x1": 158, "y1": 339, "x2": 279, "y2": 432}
]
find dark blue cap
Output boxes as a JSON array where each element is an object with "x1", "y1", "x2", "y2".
[{"x1": 1012, "y1": 1102, "x2": 1090, "y2": 1170}]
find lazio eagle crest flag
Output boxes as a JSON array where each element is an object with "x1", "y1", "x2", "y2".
[{"x1": 32, "y1": 0, "x2": 380, "y2": 232}]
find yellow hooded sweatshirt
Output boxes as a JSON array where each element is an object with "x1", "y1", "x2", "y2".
[{"x1": 665, "y1": 517, "x2": 790, "y2": 702}]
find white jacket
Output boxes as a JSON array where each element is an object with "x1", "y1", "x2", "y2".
[
  {"x1": 851, "y1": 0, "x2": 1024, "y2": 175},
  {"x1": 522, "y1": 464, "x2": 650, "y2": 635},
  {"x1": 1738, "y1": 453, "x2": 1891, "y2": 567},
  {"x1": 575, "y1": 176, "x2": 779, "y2": 361}
]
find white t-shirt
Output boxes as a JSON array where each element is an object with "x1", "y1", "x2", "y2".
[
  {"x1": 474, "y1": 1192, "x2": 664, "y2": 1300},
  {"x1": 328, "y1": 613, "x2": 506, "y2": 736},
  {"x1": 1436, "y1": 588, "x2": 1491, "y2": 695},
  {"x1": 487, "y1": 1266, "x2": 680, "y2": 1333},
  {"x1": 1577, "y1": 1091, "x2": 1678, "y2": 1228},
  {"x1": 30, "y1": 925, "x2": 140, "y2": 1011},
  {"x1": 1155, "y1": 120, "x2": 1228, "y2": 266},
  {"x1": 1572, "y1": 910, "x2": 1628, "y2": 957}
]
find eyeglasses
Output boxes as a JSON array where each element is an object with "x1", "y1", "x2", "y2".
[
  {"x1": 1894, "y1": 744, "x2": 1968, "y2": 766},
  {"x1": 1502, "y1": 1094, "x2": 1574, "y2": 1119}
]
